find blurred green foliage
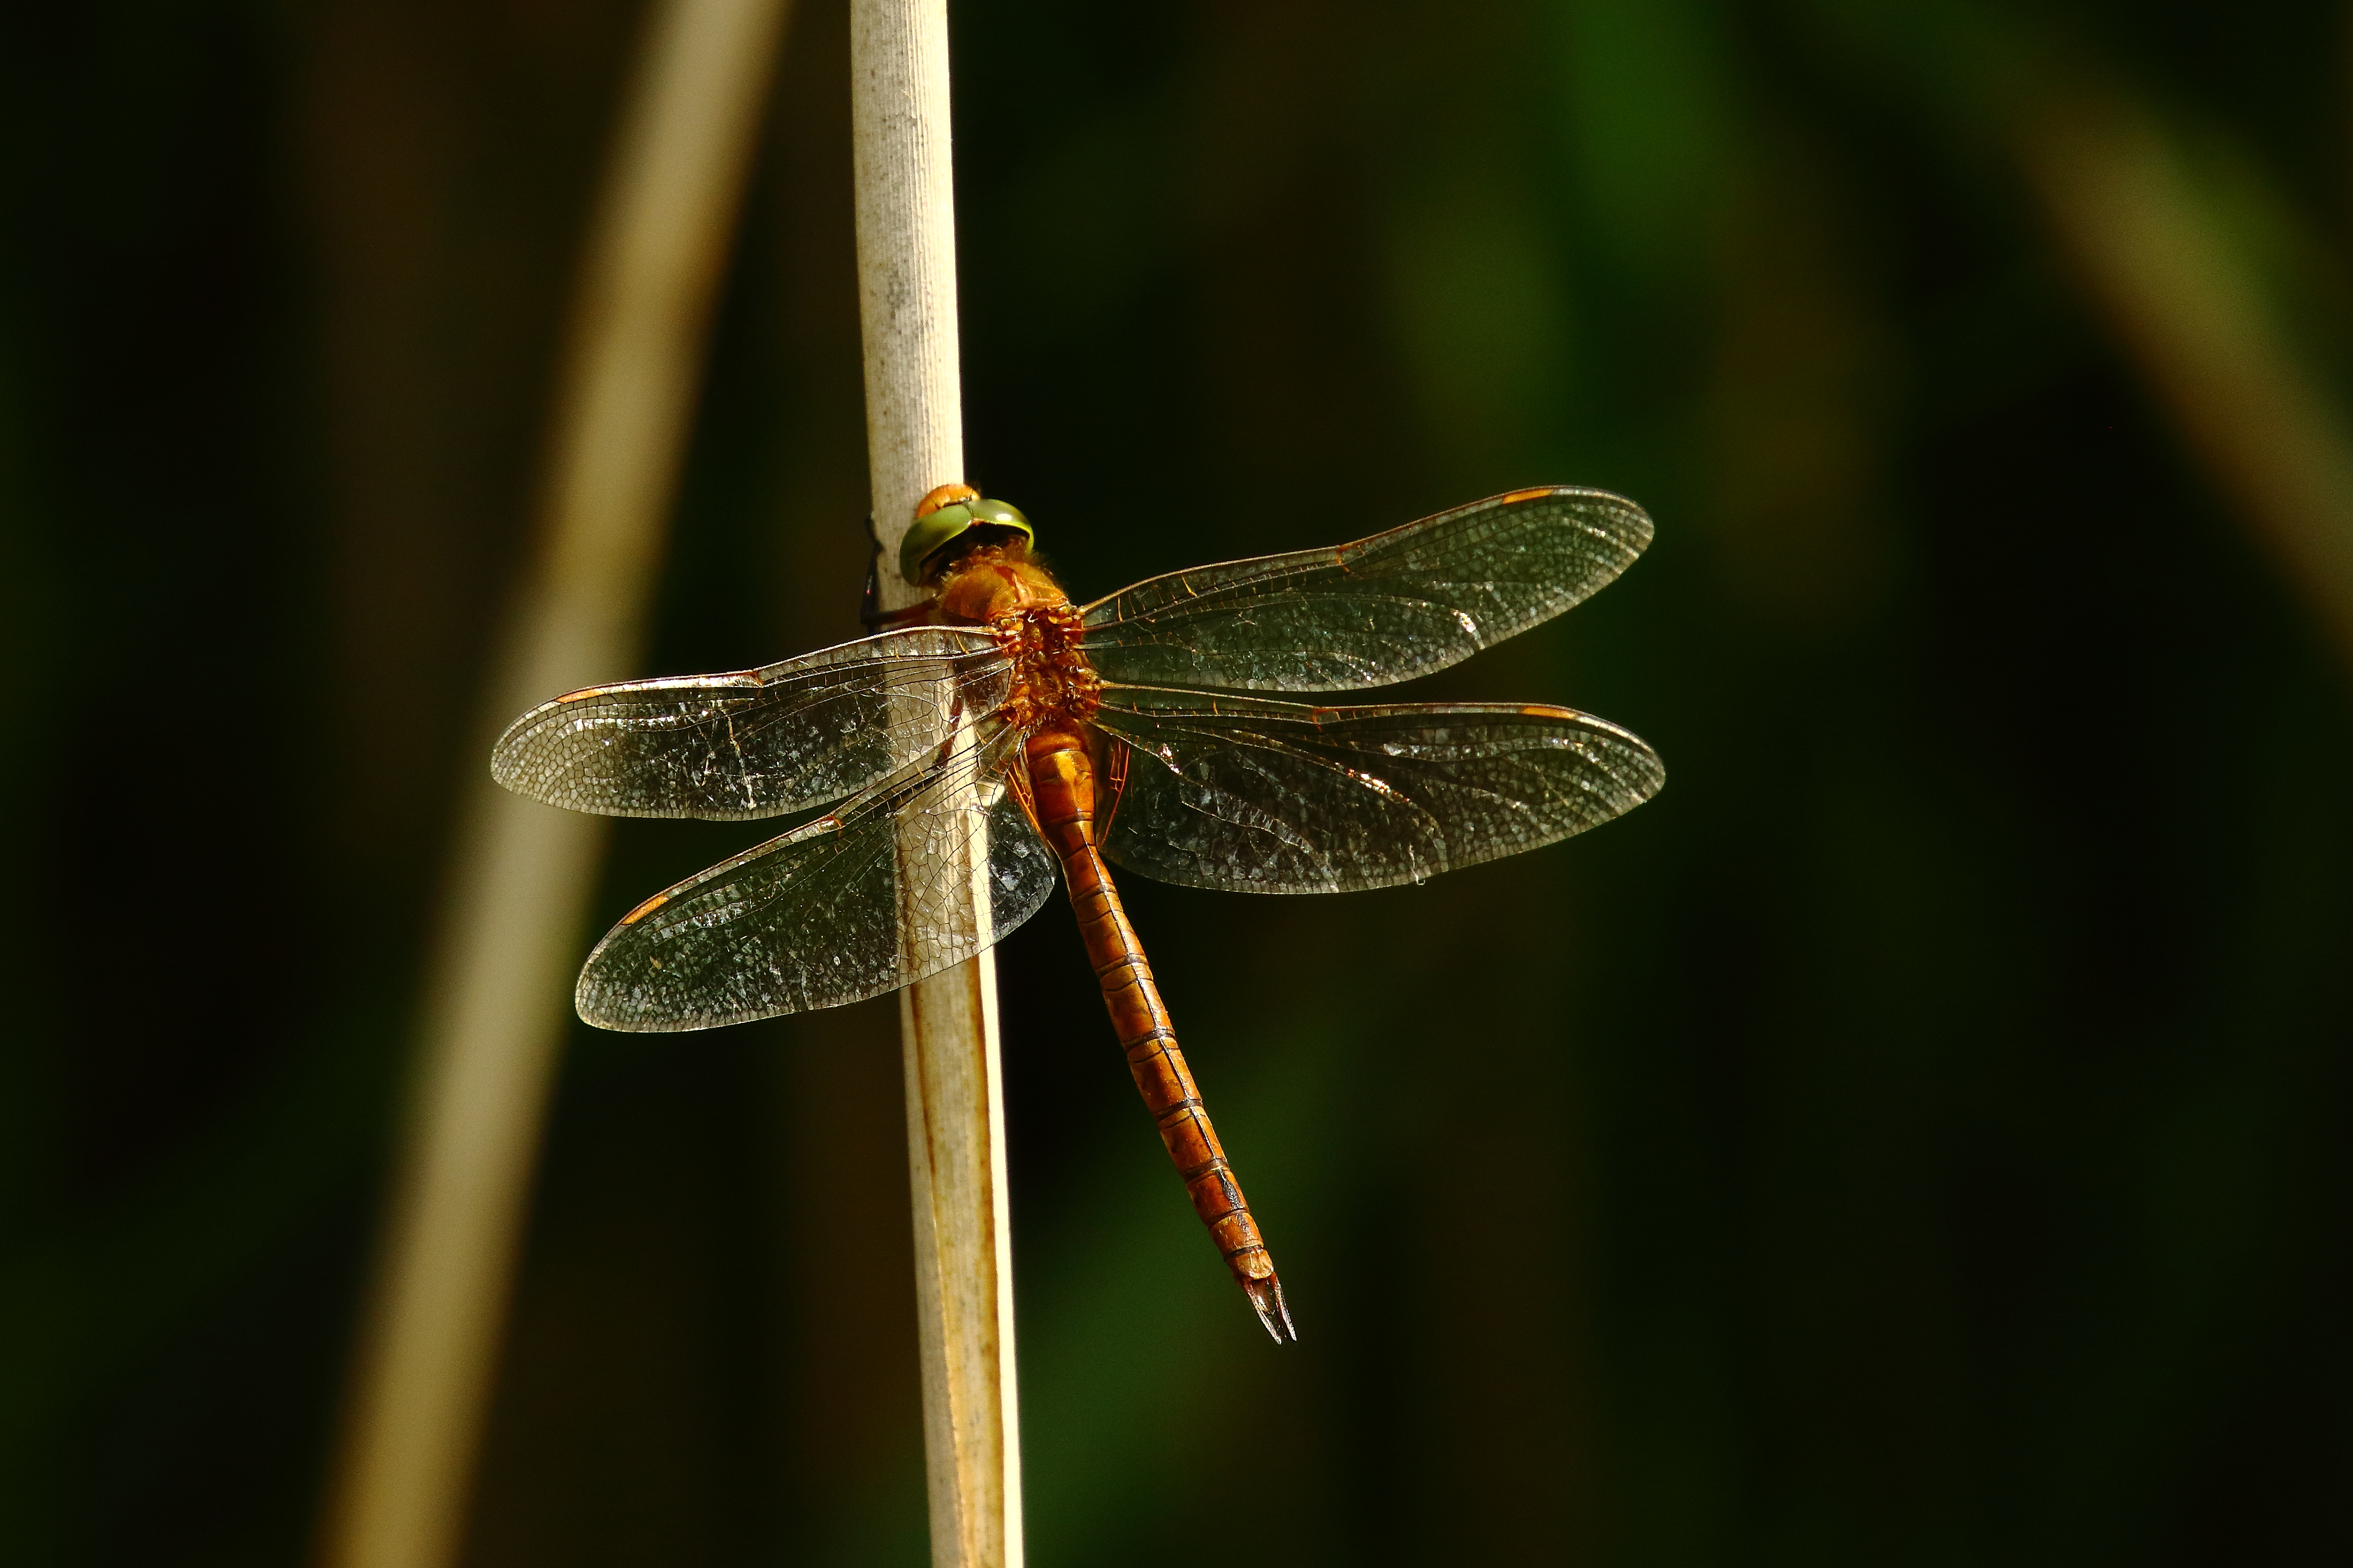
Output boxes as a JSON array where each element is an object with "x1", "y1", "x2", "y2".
[{"x1": 4, "y1": 0, "x2": 2350, "y2": 1564}]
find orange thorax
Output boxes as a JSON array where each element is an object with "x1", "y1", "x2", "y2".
[{"x1": 935, "y1": 543, "x2": 1102, "y2": 733}]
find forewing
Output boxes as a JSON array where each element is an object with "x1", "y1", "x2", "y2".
[
  {"x1": 1080, "y1": 486, "x2": 1651, "y2": 691},
  {"x1": 575, "y1": 724, "x2": 1058, "y2": 1030},
  {"x1": 1091, "y1": 686, "x2": 1662, "y2": 894},
  {"x1": 492, "y1": 626, "x2": 1009, "y2": 819}
]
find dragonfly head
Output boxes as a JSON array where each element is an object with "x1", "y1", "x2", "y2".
[{"x1": 901, "y1": 484, "x2": 1035, "y2": 585}]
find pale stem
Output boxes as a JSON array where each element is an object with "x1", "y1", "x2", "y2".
[
  {"x1": 313, "y1": 1, "x2": 791, "y2": 1563},
  {"x1": 850, "y1": 2, "x2": 1026, "y2": 1565}
]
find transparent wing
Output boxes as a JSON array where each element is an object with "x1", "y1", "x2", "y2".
[
  {"x1": 576, "y1": 723, "x2": 1058, "y2": 1031},
  {"x1": 1078, "y1": 486, "x2": 1651, "y2": 692},
  {"x1": 1090, "y1": 685, "x2": 1663, "y2": 894},
  {"x1": 492, "y1": 626, "x2": 1010, "y2": 820}
]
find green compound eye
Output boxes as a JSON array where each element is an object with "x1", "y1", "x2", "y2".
[{"x1": 898, "y1": 496, "x2": 1034, "y2": 585}]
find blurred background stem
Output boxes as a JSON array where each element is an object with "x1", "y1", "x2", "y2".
[
  {"x1": 313, "y1": 0, "x2": 792, "y2": 1563},
  {"x1": 2022, "y1": 87, "x2": 2353, "y2": 669}
]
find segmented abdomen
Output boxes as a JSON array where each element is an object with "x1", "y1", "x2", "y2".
[{"x1": 1021, "y1": 726, "x2": 1292, "y2": 1338}]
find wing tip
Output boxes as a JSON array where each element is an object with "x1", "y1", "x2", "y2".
[
  {"x1": 487, "y1": 704, "x2": 552, "y2": 790},
  {"x1": 573, "y1": 971, "x2": 744, "y2": 1034},
  {"x1": 1492, "y1": 483, "x2": 1655, "y2": 555}
]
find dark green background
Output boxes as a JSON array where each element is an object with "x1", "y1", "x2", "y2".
[{"x1": 5, "y1": 0, "x2": 2349, "y2": 1563}]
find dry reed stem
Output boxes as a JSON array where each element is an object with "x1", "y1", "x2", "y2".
[
  {"x1": 850, "y1": 1, "x2": 1025, "y2": 1563},
  {"x1": 315, "y1": 1, "x2": 791, "y2": 1563}
]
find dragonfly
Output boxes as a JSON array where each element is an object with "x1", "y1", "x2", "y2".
[{"x1": 492, "y1": 483, "x2": 1664, "y2": 1342}]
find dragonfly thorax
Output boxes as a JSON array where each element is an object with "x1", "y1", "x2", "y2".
[
  {"x1": 991, "y1": 601, "x2": 1101, "y2": 731},
  {"x1": 931, "y1": 542, "x2": 1103, "y2": 729},
  {"x1": 932, "y1": 539, "x2": 1062, "y2": 623}
]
